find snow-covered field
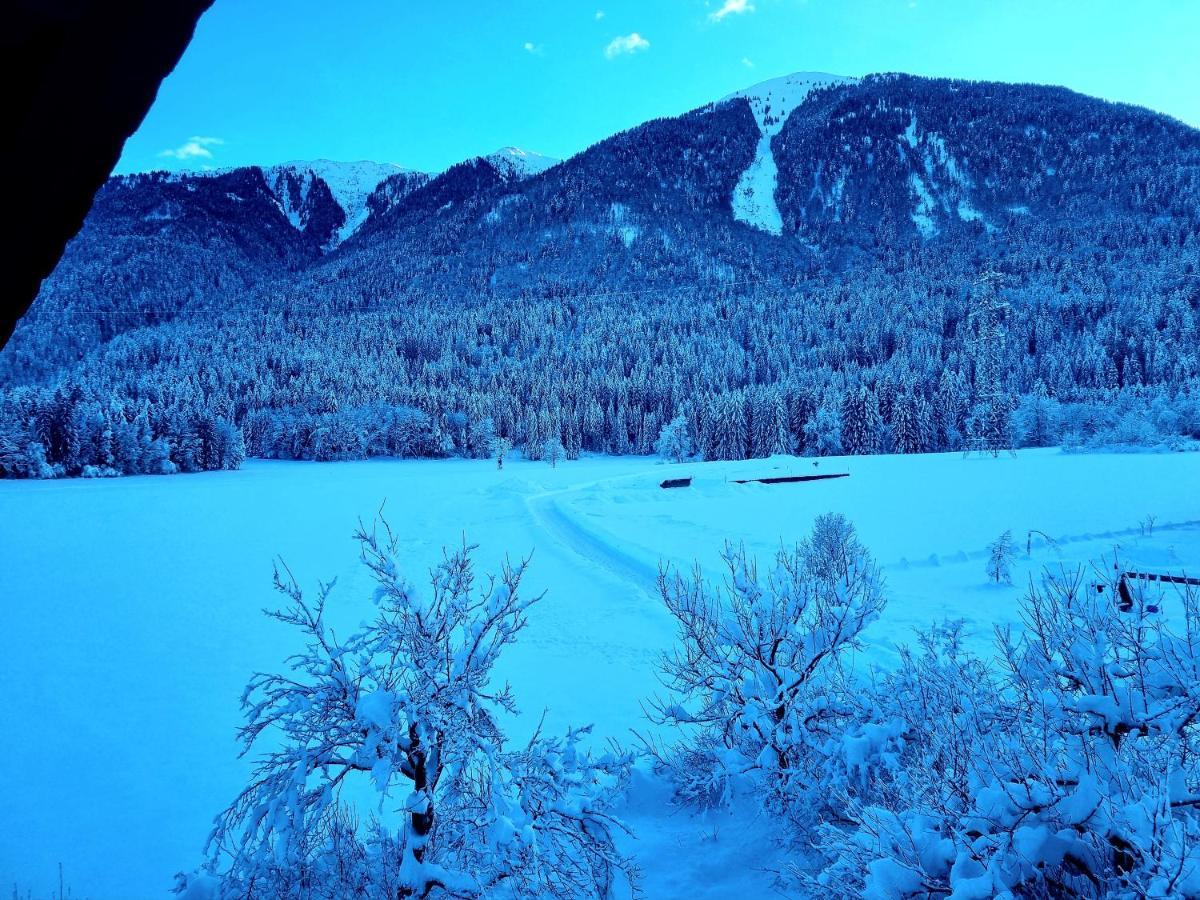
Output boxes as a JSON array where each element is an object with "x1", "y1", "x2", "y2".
[{"x1": 2, "y1": 449, "x2": 1198, "y2": 899}]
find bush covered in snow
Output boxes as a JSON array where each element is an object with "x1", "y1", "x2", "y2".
[
  {"x1": 806, "y1": 563, "x2": 1200, "y2": 898},
  {"x1": 190, "y1": 520, "x2": 633, "y2": 899},
  {"x1": 643, "y1": 513, "x2": 885, "y2": 818},
  {"x1": 646, "y1": 516, "x2": 1200, "y2": 898}
]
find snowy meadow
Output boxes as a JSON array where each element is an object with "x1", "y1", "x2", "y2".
[{"x1": 2, "y1": 448, "x2": 1199, "y2": 898}]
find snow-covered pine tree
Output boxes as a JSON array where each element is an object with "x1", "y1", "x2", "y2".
[
  {"x1": 709, "y1": 393, "x2": 747, "y2": 461},
  {"x1": 891, "y1": 390, "x2": 923, "y2": 454},
  {"x1": 747, "y1": 388, "x2": 770, "y2": 459},
  {"x1": 840, "y1": 385, "x2": 882, "y2": 455},
  {"x1": 564, "y1": 418, "x2": 582, "y2": 460},
  {"x1": 916, "y1": 395, "x2": 936, "y2": 453},
  {"x1": 803, "y1": 403, "x2": 843, "y2": 457},
  {"x1": 934, "y1": 369, "x2": 967, "y2": 450},
  {"x1": 524, "y1": 408, "x2": 543, "y2": 460},
  {"x1": 876, "y1": 376, "x2": 897, "y2": 429},
  {"x1": 766, "y1": 389, "x2": 792, "y2": 456},
  {"x1": 786, "y1": 385, "x2": 818, "y2": 453}
]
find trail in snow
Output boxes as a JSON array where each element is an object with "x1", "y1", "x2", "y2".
[
  {"x1": 520, "y1": 484, "x2": 794, "y2": 900},
  {"x1": 525, "y1": 487, "x2": 660, "y2": 599}
]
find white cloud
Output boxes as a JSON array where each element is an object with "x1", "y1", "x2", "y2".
[
  {"x1": 159, "y1": 135, "x2": 224, "y2": 161},
  {"x1": 709, "y1": 0, "x2": 755, "y2": 22},
  {"x1": 523, "y1": 41, "x2": 544, "y2": 55},
  {"x1": 604, "y1": 32, "x2": 649, "y2": 59},
  {"x1": 741, "y1": 57, "x2": 755, "y2": 68},
  {"x1": 594, "y1": 9, "x2": 605, "y2": 20}
]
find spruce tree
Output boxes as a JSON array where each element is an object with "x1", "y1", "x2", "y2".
[{"x1": 841, "y1": 386, "x2": 882, "y2": 455}]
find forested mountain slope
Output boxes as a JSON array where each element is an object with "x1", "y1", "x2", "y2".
[{"x1": 1, "y1": 72, "x2": 1198, "y2": 477}]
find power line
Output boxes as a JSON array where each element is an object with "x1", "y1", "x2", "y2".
[{"x1": 28, "y1": 273, "x2": 839, "y2": 318}]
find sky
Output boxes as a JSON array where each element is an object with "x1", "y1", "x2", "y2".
[{"x1": 115, "y1": 0, "x2": 1200, "y2": 175}]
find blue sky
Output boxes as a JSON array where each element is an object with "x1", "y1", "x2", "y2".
[{"x1": 116, "y1": 0, "x2": 1200, "y2": 175}]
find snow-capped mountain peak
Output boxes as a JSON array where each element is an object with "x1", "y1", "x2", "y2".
[
  {"x1": 723, "y1": 71, "x2": 857, "y2": 136},
  {"x1": 723, "y1": 72, "x2": 857, "y2": 236},
  {"x1": 264, "y1": 160, "x2": 411, "y2": 247},
  {"x1": 484, "y1": 146, "x2": 560, "y2": 180}
]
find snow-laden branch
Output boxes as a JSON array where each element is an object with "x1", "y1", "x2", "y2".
[{"x1": 182, "y1": 518, "x2": 634, "y2": 899}]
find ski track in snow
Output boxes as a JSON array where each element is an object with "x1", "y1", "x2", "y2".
[{"x1": 525, "y1": 487, "x2": 659, "y2": 599}]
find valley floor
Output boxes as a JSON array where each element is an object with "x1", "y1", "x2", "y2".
[{"x1": 1, "y1": 449, "x2": 1198, "y2": 898}]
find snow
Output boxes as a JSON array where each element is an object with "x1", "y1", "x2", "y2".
[
  {"x1": 356, "y1": 689, "x2": 398, "y2": 730},
  {"x1": 609, "y1": 202, "x2": 640, "y2": 246},
  {"x1": 265, "y1": 160, "x2": 412, "y2": 246},
  {"x1": 484, "y1": 146, "x2": 559, "y2": 180},
  {"x1": 150, "y1": 148, "x2": 555, "y2": 240},
  {"x1": 159, "y1": 152, "x2": 558, "y2": 245},
  {"x1": 957, "y1": 198, "x2": 984, "y2": 222},
  {"x1": 898, "y1": 118, "x2": 990, "y2": 234},
  {"x1": 730, "y1": 133, "x2": 785, "y2": 235},
  {"x1": 724, "y1": 72, "x2": 857, "y2": 235},
  {"x1": 2, "y1": 448, "x2": 1199, "y2": 897},
  {"x1": 162, "y1": 159, "x2": 413, "y2": 247},
  {"x1": 909, "y1": 172, "x2": 938, "y2": 237}
]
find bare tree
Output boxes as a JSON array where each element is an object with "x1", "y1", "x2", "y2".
[
  {"x1": 198, "y1": 519, "x2": 633, "y2": 898},
  {"x1": 986, "y1": 529, "x2": 1017, "y2": 584},
  {"x1": 643, "y1": 513, "x2": 885, "y2": 814}
]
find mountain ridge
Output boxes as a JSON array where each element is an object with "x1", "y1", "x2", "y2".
[
  {"x1": 1, "y1": 70, "x2": 1197, "y2": 478},
  {"x1": 103, "y1": 67, "x2": 1198, "y2": 254}
]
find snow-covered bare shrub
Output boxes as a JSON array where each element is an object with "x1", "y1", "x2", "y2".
[
  {"x1": 196, "y1": 519, "x2": 633, "y2": 899},
  {"x1": 809, "y1": 562, "x2": 1200, "y2": 899},
  {"x1": 643, "y1": 513, "x2": 885, "y2": 816},
  {"x1": 801, "y1": 622, "x2": 1004, "y2": 897},
  {"x1": 986, "y1": 529, "x2": 1017, "y2": 584}
]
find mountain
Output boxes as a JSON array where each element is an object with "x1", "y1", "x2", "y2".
[
  {"x1": 170, "y1": 153, "x2": 557, "y2": 250},
  {"x1": 153, "y1": 159, "x2": 424, "y2": 250},
  {"x1": 723, "y1": 72, "x2": 858, "y2": 234},
  {"x1": 1, "y1": 71, "x2": 1198, "y2": 477},
  {"x1": 484, "y1": 147, "x2": 560, "y2": 180},
  {"x1": 262, "y1": 160, "x2": 414, "y2": 248}
]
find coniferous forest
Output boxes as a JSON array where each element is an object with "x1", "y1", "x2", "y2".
[{"x1": 2, "y1": 74, "x2": 1198, "y2": 478}]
